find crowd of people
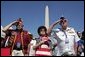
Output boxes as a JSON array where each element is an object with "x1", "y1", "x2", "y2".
[{"x1": 1, "y1": 17, "x2": 84, "y2": 56}]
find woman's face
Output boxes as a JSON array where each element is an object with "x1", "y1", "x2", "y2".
[{"x1": 40, "y1": 29, "x2": 46, "y2": 36}]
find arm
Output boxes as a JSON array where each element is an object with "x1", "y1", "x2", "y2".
[
  {"x1": 74, "y1": 42, "x2": 78, "y2": 56},
  {"x1": 47, "y1": 19, "x2": 61, "y2": 36},
  {"x1": 52, "y1": 43, "x2": 57, "y2": 51},
  {"x1": 33, "y1": 40, "x2": 47, "y2": 50},
  {"x1": 73, "y1": 29, "x2": 80, "y2": 56},
  {"x1": 2, "y1": 21, "x2": 17, "y2": 32}
]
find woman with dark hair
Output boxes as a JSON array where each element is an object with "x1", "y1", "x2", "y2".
[
  {"x1": 33, "y1": 26, "x2": 52, "y2": 56},
  {"x1": 37, "y1": 26, "x2": 48, "y2": 36}
]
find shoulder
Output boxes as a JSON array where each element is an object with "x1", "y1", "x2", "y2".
[
  {"x1": 23, "y1": 30, "x2": 31, "y2": 34},
  {"x1": 30, "y1": 39, "x2": 37, "y2": 43},
  {"x1": 67, "y1": 27, "x2": 76, "y2": 33},
  {"x1": 68, "y1": 27, "x2": 75, "y2": 31},
  {"x1": 66, "y1": 27, "x2": 73, "y2": 30}
]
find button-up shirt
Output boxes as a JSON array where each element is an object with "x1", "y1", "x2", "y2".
[{"x1": 52, "y1": 27, "x2": 80, "y2": 56}]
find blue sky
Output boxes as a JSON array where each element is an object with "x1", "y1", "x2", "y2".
[{"x1": 1, "y1": 1, "x2": 84, "y2": 37}]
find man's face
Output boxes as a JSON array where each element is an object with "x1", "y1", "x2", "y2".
[
  {"x1": 60, "y1": 19, "x2": 68, "y2": 29},
  {"x1": 16, "y1": 22, "x2": 23, "y2": 30}
]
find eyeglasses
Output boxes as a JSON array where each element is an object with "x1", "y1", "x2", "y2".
[{"x1": 60, "y1": 19, "x2": 67, "y2": 23}]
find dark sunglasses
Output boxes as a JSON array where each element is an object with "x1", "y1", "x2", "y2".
[{"x1": 60, "y1": 19, "x2": 67, "y2": 23}]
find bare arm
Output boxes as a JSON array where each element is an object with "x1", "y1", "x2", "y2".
[
  {"x1": 74, "y1": 42, "x2": 78, "y2": 56},
  {"x1": 47, "y1": 19, "x2": 61, "y2": 36},
  {"x1": 33, "y1": 40, "x2": 47, "y2": 50},
  {"x1": 2, "y1": 21, "x2": 17, "y2": 32}
]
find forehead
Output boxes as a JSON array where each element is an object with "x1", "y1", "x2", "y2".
[
  {"x1": 18, "y1": 22, "x2": 23, "y2": 25},
  {"x1": 40, "y1": 28, "x2": 45, "y2": 30},
  {"x1": 61, "y1": 18, "x2": 67, "y2": 20}
]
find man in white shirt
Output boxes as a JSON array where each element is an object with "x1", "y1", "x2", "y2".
[
  {"x1": 28, "y1": 38, "x2": 36, "y2": 56},
  {"x1": 47, "y1": 17, "x2": 80, "y2": 56}
]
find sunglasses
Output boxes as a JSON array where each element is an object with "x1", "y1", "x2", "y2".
[{"x1": 60, "y1": 19, "x2": 67, "y2": 23}]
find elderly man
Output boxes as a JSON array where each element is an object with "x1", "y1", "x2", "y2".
[
  {"x1": 47, "y1": 17, "x2": 80, "y2": 56},
  {"x1": 4, "y1": 18, "x2": 32, "y2": 56}
]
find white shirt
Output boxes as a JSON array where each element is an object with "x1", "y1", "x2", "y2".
[
  {"x1": 52, "y1": 27, "x2": 80, "y2": 56},
  {"x1": 81, "y1": 52, "x2": 84, "y2": 56},
  {"x1": 12, "y1": 50, "x2": 24, "y2": 56},
  {"x1": 29, "y1": 39, "x2": 36, "y2": 56},
  {"x1": 1, "y1": 26, "x2": 6, "y2": 38}
]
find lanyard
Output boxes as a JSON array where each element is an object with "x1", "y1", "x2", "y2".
[
  {"x1": 63, "y1": 31, "x2": 69, "y2": 44},
  {"x1": 11, "y1": 32, "x2": 24, "y2": 55}
]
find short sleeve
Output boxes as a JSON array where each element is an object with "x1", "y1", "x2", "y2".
[{"x1": 71, "y1": 28, "x2": 80, "y2": 42}]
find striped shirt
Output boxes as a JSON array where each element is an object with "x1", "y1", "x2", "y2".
[{"x1": 35, "y1": 44, "x2": 52, "y2": 56}]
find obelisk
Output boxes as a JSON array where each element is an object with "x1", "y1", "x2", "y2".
[{"x1": 45, "y1": 5, "x2": 49, "y2": 29}]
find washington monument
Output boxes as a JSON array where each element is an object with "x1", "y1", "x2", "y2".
[{"x1": 45, "y1": 5, "x2": 49, "y2": 29}]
